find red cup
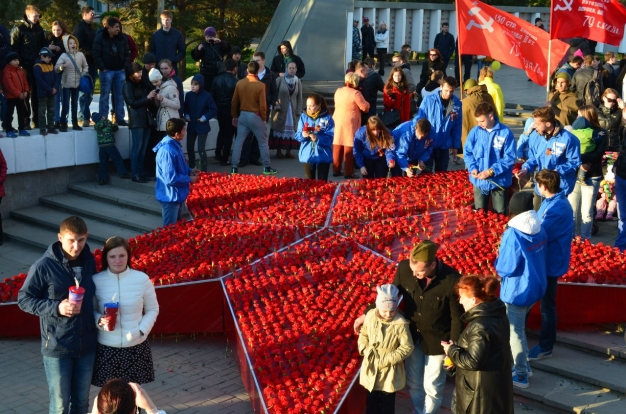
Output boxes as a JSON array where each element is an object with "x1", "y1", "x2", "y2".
[
  {"x1": 68, "y1": 286, "x2": 85, "y2": 311},
  {"x1": 103, "y1": 302, "x2": 119, "y2": 331}
]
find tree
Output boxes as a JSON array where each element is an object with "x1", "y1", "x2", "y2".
[{"x1": 42, "y1": 0, "x2": 81, "y2": 30}]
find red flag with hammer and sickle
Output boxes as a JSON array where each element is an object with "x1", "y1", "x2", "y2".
[{"x1": 550, "y1": 0, "x2": 626, "y2": 46}]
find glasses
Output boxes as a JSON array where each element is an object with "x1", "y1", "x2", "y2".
[
  {"x1": 606, "y1": 98, "x2": 617, "y2": 103},
  {"x1": 429, "y1": 53, "x2": 437, "y2": 57}
]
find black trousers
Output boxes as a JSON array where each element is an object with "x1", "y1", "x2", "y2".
[
  {"x1": 6, "y1": 98, "x2": 28, "y2": 132},
  {"x1": 362, "y1": 156, "x2": 389, "y2": 179},
  {"x1": 38, "y1": 96, "x2": 54, "y2": 129},
  {"x1": 303, "y1": 163, "x2": 330, "y2": 181},
  {"x1": 366, "y1": 390, "x2": 395, "y2": 414},
  {"x1": 216, "y1": 111, "x2": 236, "y2": 162},
  {"x1": 144, "y1": 129, "x2": 165, "y2": 177},
  {"x1": 455, "y1": 54, "x2": 473, "y2": 85},
  {"x1": 362, "y1": 45, "x2": 375, "y2": 60}
]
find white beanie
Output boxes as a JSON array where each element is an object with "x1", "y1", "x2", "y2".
[
  {"x1": 376, "y1": 284, "x2": 399, "y2": 311},
  {"x1": 149, "y1": 68, "x2": 163, "y2": 82}
]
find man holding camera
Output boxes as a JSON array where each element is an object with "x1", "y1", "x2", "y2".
[{"x1": 191, "y1": 27, "x2": 230, "y2": 92}]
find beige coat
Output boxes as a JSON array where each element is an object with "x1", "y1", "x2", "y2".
[
  {"x1": 358, "y1": 308, "x2": 414, "y2": 393},
  {"x1": 155, "y1": 79, "x2": 181, "y2": 131},
  {"x1": 55, "y1": 35, "x2": 88, "y2": 89},
  {"x1": 270, "y1": 76, "x2": 303, "y2": 134},
  {"x1": 332, "y1": 86, "x2": 369, "y2": 146}
]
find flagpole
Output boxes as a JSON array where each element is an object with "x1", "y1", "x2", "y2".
[
  {"x1": 546, "y1": 40, "x2": 552, "y2": 101},
  {"x1": 456, "y1": 1, "x2": 463, "y2": 89}
]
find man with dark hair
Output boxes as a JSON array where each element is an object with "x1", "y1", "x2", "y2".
[
  {"x1": 93, "y1": 17, "x2": 130, "y2": 124},
  {"x1": 270, "y1": 40, "x2": 305, "y2": 79},
  {"x1": 464, "y1": 102, "x2": 516, "y2": 215},
  {"x1": 391, "y1": 53, "x2": 415, "y2": 93},
  {"x1": 11, "y1": 4, "x2": 46, "y2": 129},
  {"x1": 352, "y1": 20, "x2": 362, "y2": 60},
  {"x1": 535, "y1": 17, "x2": 547, "y2": 31},
  {"x1": 571, "y1": 55, "x2": 603, "y2": 106},
  {"x1": 153, "y1": 118, "x2": 199, "y2": 226},
  {"x1": 603, "y1": 51, "x2": 617, "y2": 90},
  {"x1": 211, "y1": 58, "x2": 239, "y2": 165},
  {"x1": 528, "y1": 169, "x2": 574, "y2": 362},
  {"x1": 555, "y1": 56, "x2": 583, "y2": 81},
  {"x1": 231, "y1": 46, "x2": 247, "y2": 79},
  {"x1": 392, "y1": 117, "x2": 433, "y2": 177},
  {"x1": 149, "y1": 10, "x2": 186, "y2": 66},
  {"x1": 361, "y1": 17, "x2": 375, "y2": 60},
  {"x1": 433, "y1": 22, "x2": 455, "y2": 68},
  {"x1": 140, "y1": 53, "x2": 157, "y2": 92},
  {"x1": 415, "y1": 76, "x2": 463, "y2": 172},
  {"x1": 230, "y1": 60, "x2": 277, "y2": 175},
  {"x1": 18, "y1": 216, "x2": 97, "y2": 414},
  {"x1": 357, "y1": 59, "x2": 384, "y2": 123},
  {"x1": 74, "y1": 6, "x2": 98, "y2": 127}
]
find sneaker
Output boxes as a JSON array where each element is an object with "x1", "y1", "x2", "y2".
[
  {"x1": 7, "y1": 131, "x2": 17, "y2": 138},
  {"x1": 263, "y1": 166, "x2": 277, "y2": 175},
  {"x1": 513, "y1": 374, "x2": 529, "y2": 389},
  {"x1": 48, "y1": 128, "x2": 59, "y2": 134},
  {"x1": 527, "y1": 345, "x2": 552, "y2": 361},
  {"x1": 231, "y1": 167, "x2": 238, "y2": 174},
  {"x1": 73, "y1": 125, "x2": 83, "y2": 131},
  {"x1": 117, "y1": 120, "x2": 129, "y2": 127},
  {"x1": 40, "y1": 129, "x2": 47, "y2": 136},
  {"x1": 512, "y1": 367, "x2": 533, "y2": 378},
  {"x1": 59, "y1": 124, "x2": 68, "y2": 133},
  {"x1": 19, "y1": 130, "x2": 30, "y2": 136}
]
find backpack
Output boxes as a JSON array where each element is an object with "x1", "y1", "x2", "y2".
[{"x1": 583, "y1": 70, "x2": 602, "y2": 107}]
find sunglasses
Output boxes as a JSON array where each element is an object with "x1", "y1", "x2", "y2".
[
  {"x1": 606, "y1": 98, "x2": 617, "y2": 103},
  {"x1": 429, "y1": 53, "x2": 438, "y2": 57}
]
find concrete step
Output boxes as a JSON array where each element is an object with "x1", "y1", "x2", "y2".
[
  {"x1": 68, "y1": 182, "x2": 161, "y2": 215},
  {"x1": 108, "y1": 175, "x2": 156, "y2": 195},
  {"x1": 10, "y1": 206, "x2": 142, "y2": 245},
  {"x1": 530, "y1": 328, "x2": 626, "y2": 361},
  {"x1": 0, "y1": 240, "x2": 46, "y2": 278},
  {"x1": 39, "y1": 193, "x2": 161, "y2": 234},
  {"x1": 3, "y1": 218, "x2": 102, "y2": 251}
]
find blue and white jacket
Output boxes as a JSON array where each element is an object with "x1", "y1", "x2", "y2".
[
  {"x1": 391, "y1": 119, "x2": 434, "y2": 169},
  {"x1": 154, "y1": 135, "x2": 192, "y2": 203},
  {"x1": 294, "y1": 111, "x2": 334, "y2": 164},
  {"x1": 415, "y1": 92, "x2": 462, "y2": 150},
  {"x1": 353, "y1": 126, "x2": 394, "y2": 169},
  {"x1": 516, "y1": 118, "x2": 535, "y2": 159},
  {"x1": 537, "y1": 191, "x2": 574, "y2": 277}
]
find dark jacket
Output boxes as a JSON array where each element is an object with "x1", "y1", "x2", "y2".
[
  {"x1": 269, "y1": 41, "x2": 306, "y2": 79},
  {"x1": 210, "y1": 70, "x2": 238, "y2": 114},
  {"x1": 184, "y1": 74, "x2": 218, "y2": 135},
  {"x1": 391, "y1": 259, "x2": 464, "y2": 355},
  {"x1": 447, "y1": 299, "x2": 514, "y2": 414},
  {"x1": 571, "y1": 67, "x2": 602, "y2": 105},
  {"x1": 33, "y1": 60, "x2": 56, "y2": 97},
  {"x1": 434, "y1": 32, "x2": 455, "y2": 60},
  {"x1": 73, "y1": 19, "x2": 97, "y2": 65},
  {"x1": 149, "y1": 28, "x2": 186, "y2": 65},
  {"x1": 191, "y1": 40, "x2": 230, "y2": 78},
  {"x1": 141, "y1": 66, "x2": 156, "y2": 92},
  {"x1": 235, "y1": 60, "x2": 247, "y2": 80},
  {"x1": 123, "y1": 78, "x2": 151, "y2": 129},
  {"x1": 359, "y1": 70, "x2": 385, "y2": 120},
  {"x1": 46, "y1": 35, "x2": 66, "y2": 65},
  {"x1": 598, "y1": 105, "x2": 622, "y2": 151},
  {"x1": 361, "y1": 25, "x2": 375, "y2": 48},
  {"x1": 258, "y1": 66, "x2": 279, "y2": 119},
  {"x1": 17, "y1": 242, "x2": 98, "y2": 358},
  {"x1": 93, "y1": 30, "x2": 130, "y2": 71},
  {"x1": 11, "y1": 16, "x2": 46, "y2": 68},
  {"x1": 0, "y1": 24, "x2": 11, "y2": 70},
  {"x1": 419, "y1": 59, "x2": 446, "y2": 88}
]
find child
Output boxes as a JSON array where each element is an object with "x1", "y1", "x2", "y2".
[
  {"x1": 358, "y1": 284, "x2": 414, "y2": 414},
  {"x1": 33, "y1": 47, "x2": 58, "y2": 136},
  {"x1": 569, "y1": 116, "x2": 602, "y2": 183},
  {"x1": 92, "y1": 112, "x2": 130, "y2": 185},
  {"x1": 55, "y1": 34, "x2": 88, "y2": 132},
  {"x1": 2, "y1": 52, "x2": 30, "y2": 137},
  {"x1": 597, "y1": 166, "x2": 617, "y2": 221},
  {"x1": 184, "y1": 74, "x2": 217, "y2": 171}
]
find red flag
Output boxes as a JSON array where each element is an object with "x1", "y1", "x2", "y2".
[
  {"x1": 457, "y1": 0, "x2": 569, "y2": 86},
  {"x1": 550, "y1": 0, "x2": 626, "y2": 46}
]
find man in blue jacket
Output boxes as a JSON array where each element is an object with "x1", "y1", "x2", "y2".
[
  {"x1": 415, "y1": 77, "x2": 462, "y2": 172},
  {"x1": 18, "y1": 216, "x2": 97, "y2": 414},
  {"x1": 392, "y1": 117, "x2": 433, "y2": 177},
  {"x1": 528, "y1": 170, "x2": 574, "y2": 361},
  {"x1": 495, "y1": 192, "x2": 548, "y2": 389},
  {"x1": 464, "y1": 102, "x2": 516, "y2": 214},
  {"x1": 149, "y1": 10, "x2": 186, "y2": 66},
  {"x1": 154, "y1": 118, "x2": 199, "y2": 226}
]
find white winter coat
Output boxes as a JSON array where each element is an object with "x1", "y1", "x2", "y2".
[
  {"x1": 375, "y1": 30, "x2": 389, "y2": 50},
  {"x1": 93, "y1": 267, "x2": 159, "y2": 348},
  {"x1": 155, "y1": 79, "x2": 181, "y2": 131},
  {"x1": 54, "y1": 35, "x2": 89, "y2": 89}
]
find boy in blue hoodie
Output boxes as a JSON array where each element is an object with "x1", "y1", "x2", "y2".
[
  {"x1": 154, "y1": 118, "x2": 199, "y2": 226},
  {"x1": 528, "y1": 169, "x2": 574, "y2": 362},
  {"x1": 33, "y1": 47, "x2": 58, "y2": 136},
  {"x1": 495, "y1": 191, "x2": 548, "y2": 389},
  {"x1": 391, "y1": 117, "x2": 433, "y2": 177},
  {"x1": 184, "y1": 74, "x2": 217, "y2": 171}
]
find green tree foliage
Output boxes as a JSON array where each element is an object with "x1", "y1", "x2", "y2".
[
  {"x1": 1, "y1": 0, "x2": 30, "y2": 26},
  {"x1": 42, "y1": 0, "x2": 81, "y2": 30}
]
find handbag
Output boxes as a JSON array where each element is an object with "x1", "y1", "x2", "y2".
[
  {"x1": 66, "y1": 53, "x2": 93, "y2": 94},
  {"x1": 379, "y1": 109, "x2": 400, "y2": 126}
]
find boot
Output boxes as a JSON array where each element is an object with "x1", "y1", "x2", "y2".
[
  {"x1": 40, "y1": 128, "x2": 47, "y2": 136},
  {"x1": 276, "y1": 149, "x2": 285, "y2": 159},
  {"x1": 595, "y1": 209, "x2": 606, "y2": 221},
  {"x1": 606, "y1": 211, "x2": 614, "y2": 220},
  {"x1": 59, "y1": 123, "x2": 68, "y2": 133}
]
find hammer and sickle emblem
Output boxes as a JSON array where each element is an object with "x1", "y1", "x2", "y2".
[
  {"x1": 466, "y1": 7, "x2": 495, "y2": 33},
  {"x1": 554, "y1": 0, "x2": 573, "y2": 12}
]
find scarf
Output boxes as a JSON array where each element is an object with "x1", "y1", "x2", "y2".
[
  {"x1": 307, "y1": 108, "x2": 322, "y2": 120},
  {"x1": 283, "y1": 54, "x2": 294, "y2": 68},
  {"x1": 283, "y1": 72, "x2": 297, "y2": 92}
]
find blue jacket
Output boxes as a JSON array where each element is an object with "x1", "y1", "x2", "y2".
[
  {"x1": 464, "y1": 119, "x2": 516, "y2": 194},
  {"x1": 391, "y1": 119, "x2": 434, "y2": 169},
  {"x1": 522, "y1": 124, "x2": 581, "y2": 196},
  {"x1": 17, "y1": 242, "x2": 98, "y2": 358},
  {"x1": 294, "y1": 111, "x2": 334, "y2": 164},
  {"x1": 353, "y1": 126, "x2": 394, "y2": 169},
  {"x1": 184, "y1": 74, "x2": 218, "y2": 136},
  {"x1": 415, "y1": 92, "x2": 462, "y2": 150},
  {"x1": 154, "y1": 135, "x2": 192, "y2": 203},
  {"x1": 496, "y1": 210, "x2": 548, "y2": 307},
  {"x1": 516, "y1": 118, "x2": 535, "y2": 159},
  {"x1": 33, "y1": 60, "x2": 56, "y2": 98},
  {"x1": 537, "y1": 191, "x2": 574, "y2": 277}
]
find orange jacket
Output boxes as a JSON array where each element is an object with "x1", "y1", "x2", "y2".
[{"x1": 2, "y1": 65, "x2": 30, "y2": 99}]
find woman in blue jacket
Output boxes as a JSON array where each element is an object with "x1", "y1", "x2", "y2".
[
  {"x1": 353, "y1": 116, "x2": 397, "y2": 179},
  {"x1": 294, "y1": 94, "x2": 334, "y2": 181},
  {"x1": 184, "y1": 74, "x2": 217, "y2": 171}
]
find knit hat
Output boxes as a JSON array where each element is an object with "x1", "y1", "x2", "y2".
[
  {"x1": 204, "y1": 27, "x2": 217, "y2": 37},
  {"x1": 142, "y1": 52, "x2": 156, "y2": 64},
  {"x1": 508, "y1": 192, "x2": 535, "y2": 216},
  {"x1": 376, "y1": 284, "x2": 399, "y2": 311},
  {"x1": 91, "y1": 112, "x2": 103, "y2": 123},
  {"x1": 5, "y1": 52, "x2": 19, "y2": 65},
  {"x1": 149, "y1": 68, "x2": 163, "y2": 82},
  {"x1": 463, "y1": 79, "x2": 477, "y2": 90},
  {"x1": 39, "y1": 47, "x2": 54, "y2": 57},
  {"x1": 363, "y1": 17, "x2": 369, "y2": 22},
  {"x1": 411, "y1": 241, "x2": 438, "y2": 262},
  {"x1": 571, "y1": 116, "x2": 590, "y2": 130},
  {"x1": 535, "y1": 17, "x2": 543, "y2": 23},
  {"x1": 555, "y1": 72, "x2": 571, "y2": 82},
  {"x1": 231, "y1": 46, "x2": 242, "y2": 55},
  {"x1": 353, "y1": 19, "x2": 359, "y2": 24}
]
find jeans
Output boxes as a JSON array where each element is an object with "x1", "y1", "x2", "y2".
[
  {"x1": 130, "y1": 128, "x2": 151, "y2": 177},
  {"x1": 187, "y1": 132, "x2": 208, "y2": 170},
  {"x1": 61, "y1": 88, "x2": 80, "y2": 126},
  {"x1": 505, "y1": 303, "x2": 532, "y2": 376},
  {"x1": 216, "y1": 111, "x2": 236, "y2": 162},
  {"x1": 38, "y1": 96, "x2": 55, "y2": 129},
  {"x1": 54, "y1": 76, "x2": 62, "y2": 123},
  {"x1": 616, "y1": 175, "x2": 626, "y2": 251},
  {"x1": 427, "y1": 148, "x2": 450, "y2": 172},
  {"x1": 98, "y1": 70, "x2": 125, "y2": 122},
  {"x1": 539, "y1": 276, "x2": 559, "y2": 351},
  {"x1": 473, "y1": 185, "x2": 507, "y2": 214},
  {"x1": 366, "y1": 390, "x2": 396, "y2": 414},
  {"x1": 405, "y1": 344, "x2": 446, "y2": 414},
  {"x1": 43, "y1": 352, "x2": 96, "y2": 414},
  {"x1": 98, "y1": 145, "x2": 128, "y2": 182},
  {"x1": 161, "y1": 202, "x2": 183, "y2": 227},
  {"x1": 231, "y1": 111, "x2": 270, "y2": 168},
  {"x1": 78, "y1": 65, "x2": 98, "y2": 122},
  {"x1": 567, "y1": 177, "x2": 601, "y2": 240},
  {"x1": 303, "y1": 163, "x2": 330, "y2": 181}
]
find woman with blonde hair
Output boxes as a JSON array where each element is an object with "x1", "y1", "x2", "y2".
[
  {"x1": 478, "y1": 66, "x2": 505, "y2": 119},
  {"x1": 332, "y1": 72, "x2": 370, "y2": 178},
  {"x1": 375, "y1": 22, "x2": 389, "y2": 76},
  {"x1": 353, "y1": 116, "x2": 397, "y2": 179},
  {"x1": 383, "y1": 67, "x2": 411, "y2": 127}
]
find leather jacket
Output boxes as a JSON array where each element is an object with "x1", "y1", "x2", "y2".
[{"x1": 210, "y1": 71, "x2": 238, "y2": 113}]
